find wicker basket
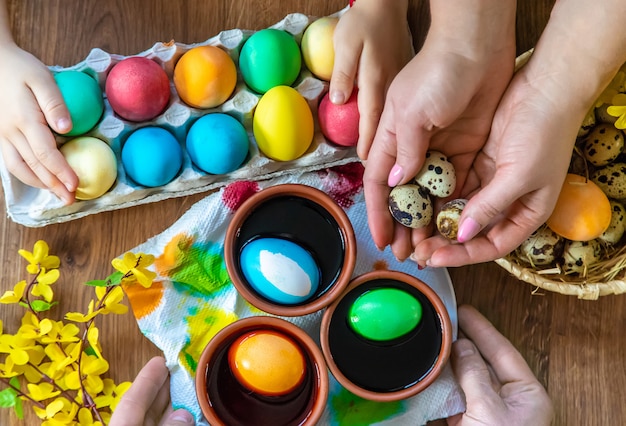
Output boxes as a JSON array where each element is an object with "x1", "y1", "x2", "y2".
[{"x1": 494, "y1": 50, "x2": 626, "y2": 300}]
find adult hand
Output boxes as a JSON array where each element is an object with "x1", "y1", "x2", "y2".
[
  {"x1": 447, "y1": 305, "x2": 553, "y2": 425},
  {"x1": 329, "y1": 0, "x2": 413, "y2": 160},
  {"x1": 0, "y1": 41, "x2": 77, "y2": 204},
  {"x1": 363, "y1": 0, "x2": 516, "y2": 261},
  {"x1": 110, "y1": 356, "x2": 195, "y2": 426}
]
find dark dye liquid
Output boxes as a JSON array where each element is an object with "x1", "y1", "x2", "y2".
[
  {"x1": 327, "y1": 279, "x2": 443, "y2": 392},
  {"x1": 205, "y1": 328, "x2": 318, "y2": 426},
  {"x1": 235, "y1": 195, "x2": 345, "y2": 305}
]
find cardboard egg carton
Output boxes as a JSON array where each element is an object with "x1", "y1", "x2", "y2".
[{"x1": 0, "y1": 8, "x2": 357, "y2": 227}]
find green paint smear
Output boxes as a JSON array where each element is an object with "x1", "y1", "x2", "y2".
[
  {"x1": 330, "y1": 387, "x2": 405, "y2": 425},
  {"x1": 169, "y1": 241, "x2": 231, "y2": 298}
]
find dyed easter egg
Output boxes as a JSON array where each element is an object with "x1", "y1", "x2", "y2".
[
  {"x1": 228, "y1": 330, "x2": 306, "y2": 396},
  {"x1": 239, "y1": 29, "x2": 301, "y2": 94},
  {"x1": 348, "y1": 288, "x2": 422, "y2": 341},
  {"x1": 240, "y1": 237, "x2": 320, "y2": 305},
  {"x1": 186, "y1": 113, "x2": 249, "y2": 174},
  {"x1": 54, "y1": 71, "x2": 104, "y2": 136},
  {"x1": 301, "y1": 16, "x2": 338, "y2": 81},
  {"x1": 173, "y1": 45, "x2": 237, "y2": 108},
  {"x1": 105, "y1": 56, "x2": 170, "y2": 122},
  {"x1": 318, "y1": 89, "x2": 359, "y2": 147},
  {"x1": 121, "y1": 127, "x2": 183, "y2": 187},
  {"x1": 253, "y1": 86, "x2": 314, "y2": 161},
  {"x1": 60, "y1": 137, "x2": 117, "y2": 200}
]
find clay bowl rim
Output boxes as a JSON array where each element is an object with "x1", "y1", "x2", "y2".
[
  {"x1": 223, "y1": 183, "x2": 357, "y2": 316},
  {"x1": 195, "y1": 316, "x2": 330, "y2": 426},
  {"x1": 319, "y1": 269, "x2": 453, "y2": 402}
]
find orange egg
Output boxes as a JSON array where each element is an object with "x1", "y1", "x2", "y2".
[
  {"x1": 173, "y1": 45, "x2": 237, "y2": 108},
  {"x1": 546, "y1": 173, "x2": 611, "y2": 241},
  {"x1": 228, "y1": 330, "x2": 306, "y2": 396}
]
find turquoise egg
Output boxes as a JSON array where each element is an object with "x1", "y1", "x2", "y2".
[
  {"x1": 240, "y1": 237, "x2": 320, "y2": 305},
  {"x1": 239, "y1": 29, "x2": 302, "y2": 94},
  {"x1": 54, "y1": 70, "x2": 104, "y2": 136},
  {"x1": 348, "y1": 288, "x2": 423, "y2": 341},
  {"x1": 186, "y1": 113, "x2": 249, "y2": 174},
  {"x1": 121, "y1": 126, "x2": 183, "y2": 187}
]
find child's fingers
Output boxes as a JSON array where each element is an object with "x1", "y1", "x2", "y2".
[
  {"x1": 29, "y1": 68, "x2": 73, "y2": 134},
  {"x1": 0, "y1": 138, "x2": 46, "y2": 189},
  {"x1": 329, "y1": 24, "x2": 361, "y2": 105}
]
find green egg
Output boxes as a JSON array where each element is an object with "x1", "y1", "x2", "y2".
[
  {"x1": 54, "y1": 70, "x2": 104, "y2": 136},
  {"x1": 239, "y1": 29, "x2": 301, "y2": 94},
  {"x1": 348, "y1": 287, "x2": 422, "y2": 342}
]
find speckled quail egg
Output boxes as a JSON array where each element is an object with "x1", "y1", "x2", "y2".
[
  {"x1": 595, "y1": 103, "x2": 618, "y2": 125},
  {"x1": 591, "y1": 162, "x2": 626, "y2": 199},
  {"x1": 561, "y1": 239, "x2": 603, "y2": 275},
  {"x1": 515, "y1": 226, "x2": 565, "y2": 266},
  {"x1": 577, "y1": 107, "x2": 597, "y2": 138},
  {"x1": 583, "y1": 123, "x2": 624, "y2": 167},
  {"x1": 599, "y1": 200, "x2": 626, "y2": 245},
  {"x1": 388, "y1": 184, "x2": 433, "y2": 229},
  {"x1": 414, "y1": 151, "x2": 456, "y2": 198},
  {"x1": 436, "y1": 198, "x2": 467, "y2": 240}
]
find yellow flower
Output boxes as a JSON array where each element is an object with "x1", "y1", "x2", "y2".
[
  {"x1": 77, "y1": 406, "x2": 103, "y2": 426},
  {"x1": 27, "y1": 382, "x2": 61, "y2": 401},
  {"x1": 65, "y1": 354, "x2": 109, "y2": 395},
  {"x1": 44, "y1": 342, "x2": 80, "y2": 377},
  {"x1": 40, "y1": 321, "x2": 81, "y2": 344},
  {"x1": 19, "y1": 312, "x2": 54, "y2": 339},
  {"x1": 19, "y1": 240, "x2": 60, "y2": 275},
  {"x1": 95, "y1": 286, "x2": 128, "y2": 315},
  {"x1": 87, "y1": 325, "x2": 102, "y2": 359},
  {"x1": 607, "y1": 93, "x2": 626, "y2": 129},
  {"x1": 34, "y1": 397, "x2": 79, "y2": 424},
  {"x1": 0, "y1": 333, "x2": 35, "y2": 365},
  {"x1": 0, "y1": 280, "x2": 27, "y2": 304},
  {"x1": 31, "y1": 267, "x2": 60, "y2": 303},
  {"x1": 66, "y1": 300, "x2": 103, "y2": 323},
  {"x1": 112, "y1": 252, "x2": 156, "y2": 288}
]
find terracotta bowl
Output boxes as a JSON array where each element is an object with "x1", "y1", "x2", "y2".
[
  {"x1": 320, "y1": 270, "x2": 453, "y2": 402},
  {"x1": 195, "y1": 316, "x2": 329, "y2": 426},
  {"x1": 224, "y1": 183, "x2": 356, "y2": 316}
]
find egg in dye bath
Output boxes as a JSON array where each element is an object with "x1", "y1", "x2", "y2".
[
  {"x1": 121, "y1": 126, "x2": 183, "y2": 187},
  {"x1": 252, "y1": 85, "x2": 314, "y2": 161},
  {"x1": 228, "y1": 330, "x2": 306, "y2": 396},
  {"x1": 240, "y1": 237, "x2": 320, "y2": 305},
  {"x1": 348, "y1": 287, "x2": 422, "y2": 342},
  {"x1": 54, "y1": 70, "x2": 104, "y2": 136}
]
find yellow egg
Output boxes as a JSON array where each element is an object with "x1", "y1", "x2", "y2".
[
  {"x1": 253, "y1": 86, "x2": 314, "y2": 161},
  {"x1": 60, "y1": 137, "x2": 117, "y2": 200},
  {"x1": 301, "y1": 16, "x2": 338, "y2": 81}
]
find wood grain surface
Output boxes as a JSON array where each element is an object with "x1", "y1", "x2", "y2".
[{"x1": 2, "y1": 1, "x2": 624, "y2": 425}]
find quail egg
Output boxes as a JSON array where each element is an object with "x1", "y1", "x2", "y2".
[
  {"x1": 577, "y1": 107, "x2": 596, "y2": 138},
  {"x1": 591, "y1": 163, "x2": 626, "y2": 199},
  {"x1": 583, "y1": 123, "x2": 624, "y2": 167},
  {"x1": 599, "y1": 200, "x2": 626, "y2": 245},
  {"x1": 515, "y1": 226, "x2": 564, "y2": 266},
  {"x1": 388, "y1": 184, "x2": 433, "y2": 229},
  {"x1": 561, "y1": 239, "x2": 603, "y2": 275},
  {"x1": 414, "y1": 151, "x2": 456, "y2": 198},
  {"x1": 596, "y1": 103, "x2": 618, "y2": 125},
  {"x1": 436, "y1": 199, "x2": 467, "y2": 240}
]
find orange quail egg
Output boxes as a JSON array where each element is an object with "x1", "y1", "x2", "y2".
[
  {"x1": 516, "y1": 226, "x2": 564, "y2": 266},
  {"x1": 414, "y1": 151, "x2": 456, "y2": 198},
  {"x1": 561, "y1": 239, "x2": 602, "y2": 275},
  {"x1": 436, "y1": 198, "x2": 467, "y2": 240},
  {"x1": 591, "y1": 163, "x2": 626, "y2": 199},
  {"x1": 599, "y1": 200, "x2": 626, "y2": 245},
  {"x1": 388, "y1": 184, "x2": 433, "y2": 229},
  {"x1": 583, "y1": 124, "x2": 624, "y2": 167}
]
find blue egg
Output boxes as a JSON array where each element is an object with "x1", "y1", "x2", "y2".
[
  {"x1": 240, "y1": 238, "x2": 320, "y2": 305},
  {"x1": 186, "y1": 113, "x2": 249, "y2": 175},
  {"x1": 122, "y1": 126, "x2": 183, "y2": 187}
]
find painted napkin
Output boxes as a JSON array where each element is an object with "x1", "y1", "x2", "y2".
[{"x1": 122, "y1": 162, "x2": 466, "y2": 425}]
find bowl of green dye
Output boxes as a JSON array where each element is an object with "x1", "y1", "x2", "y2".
[{"x1": 320, "y1": 269, "x2": 453, "y2": 402}]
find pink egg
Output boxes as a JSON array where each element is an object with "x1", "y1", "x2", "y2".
[
  {"x1": 105, "y1": 57, "x2": 170, "y2": 122},
  {"x1": 318, "y1": 89, "x2": 359, "y2": 147}
]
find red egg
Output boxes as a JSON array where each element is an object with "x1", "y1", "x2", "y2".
[
  {"x1": 105, "y1": 56, "x2": 170, "y2": 122},
  {"x1": 318, "y1": 89, "x2": 359, "y2": 147}
]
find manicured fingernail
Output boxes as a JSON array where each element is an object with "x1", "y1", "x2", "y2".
[
  {"x1": 457, "y1": 217, "x2": 481, "y2": 243},
  {"x1": 387, "y1": 164, "x2": 404, "y2": 187},
  {"x1": 56, "y1": 117, "x2": 72, "y2": 133},
  {"x1": 330, "y1": 90, "x2": 345, "y2": 104},
  {"x1": 169, "y1": 409, "x2": 195, "y2": 424}
]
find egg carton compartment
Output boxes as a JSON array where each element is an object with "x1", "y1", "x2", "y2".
[{"x1": 0, "y1": 8, "x2": 357, "y2": 227}]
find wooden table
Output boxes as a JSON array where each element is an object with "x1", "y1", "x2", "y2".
[{"x1": 2, "y1": 1, "x2": 623, "y2": 425}]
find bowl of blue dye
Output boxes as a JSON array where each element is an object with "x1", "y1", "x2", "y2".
[
  {"x1": 223, "y1": 184, "x2": 356, "y2": 316},
  {"x1": 320, "y1": 269, "x2": 453, "y2": 402}
]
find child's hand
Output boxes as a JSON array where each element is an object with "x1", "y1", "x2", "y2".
[
  {"x1": 0, "y1": 43, "x2": 77, "y2": 204},
  {"x1": 363, "y1": 1, "x2": 516, "y2": 261},
  {"x1": 329, "y1": 0, "x2": 413, "y2": 161}
]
